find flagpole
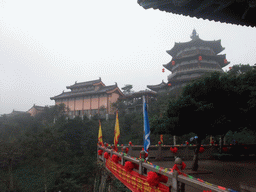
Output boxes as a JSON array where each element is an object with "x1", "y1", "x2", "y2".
[
  {"x1": 143, "y1": 95, "x2": 145, "y2": 147},
  {"x1": 143, "y1": 95, "x2": 150, "y2": 159}
]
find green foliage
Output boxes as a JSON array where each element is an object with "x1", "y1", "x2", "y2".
[
  {"x1": 226, "y1": 63, "x2": 256, "y2": 76},
  {"x1": 151, "y1": 70, "x2": 255, "y2": 137},
  {"x1": 121, "y1": 84, "x2": 133, "y2": 94}
]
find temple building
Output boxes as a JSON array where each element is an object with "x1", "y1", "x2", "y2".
[
  {"x1": 27, "y1": 104, "x2": 46, "y2": 117},
  {"x1": 50, "y1": 78, "x2": 124, "y2": 119},
  {"x1": 147, "y1": 30, "x2": 230, "y2": 94},
  {"x1": 118, "y1": 90, "x2": 157, "y2": 113}
]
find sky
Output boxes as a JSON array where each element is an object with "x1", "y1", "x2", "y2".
[{"x1": 0, "y1": 0, "x2": 256, "y2": 115}]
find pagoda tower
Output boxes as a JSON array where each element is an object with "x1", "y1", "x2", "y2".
[{"x1": 147, "y1": 30, "x2": 230, "y2": 93}]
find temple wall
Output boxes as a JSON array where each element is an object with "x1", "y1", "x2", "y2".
[
  {"x1": 99, "y1": 96, "x2": 107, "y2": 108},
  {"x1": 28, "y1": 108, "x2": 37, "y2": 117},
  {"x1": 109, "y1": 93, "x2": 120, "y2": 114},
  {"x1": 83, "y1": 98, "x2": 90, "y2": 110},
  {"x1": 68, "y1": 99, "x2": 75, "y2": 111},
  {"x1": 75, "y1": 98, "x2": 83, "y2": 111},
  {"x1": 91, "y1": 97, "x2": 99, "y2": 109},
  {"x1": 55, "y1": 101, "x2": 61, "y2": 106},
  {"x1": 62, "y1": 101, "x2": 68, "y2": 110}
]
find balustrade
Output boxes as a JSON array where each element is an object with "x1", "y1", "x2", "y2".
[{"x1": 97, "y1": 144, "x2": 241, "y2": 192}]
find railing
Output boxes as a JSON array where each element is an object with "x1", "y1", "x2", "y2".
[
  {"x1": 97, "y1": 145, "x2": 238, "y2": 192},
  {"x1": 118, "y1": 144, "x2": 256, "y2": 160},
  {"x1": 120, "y1": 145, "x2": 218, "y2": 161}
]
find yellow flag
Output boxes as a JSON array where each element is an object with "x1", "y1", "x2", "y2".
[
  {"x1": 114, "y1": 111, "x2": 120, "y2": 151},
  {"x1": 98, "y1": 120, "x2": 103, "y2": 145}
]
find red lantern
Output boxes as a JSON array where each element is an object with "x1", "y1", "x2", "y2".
[
  {"x1": 224, "y1": 59, "x2": 228, "y2": 64},
  {"x1": 170, "y1": 147, "x2": 178, "y2": 154},
  {"x1": 104, "y1": 152, "x2": 109, "y2": 159},
  {"x1": 199, "y1": 147, "x2": 205, "y2": 153},
  {"x1": 158, "y1": 141, "x2": 161, "y2": 145},
  {"x1": 198, "y1": 56, "x2": 202, "y2": 61},
  {"x1": 168, "y1": 83, "x2": 171, "y2": 86},
  {"x1": 172, "y1": 61, "x2": 175, "y2": 66},
  {"x1": 162, "y1": 68, "x2": 165, "y2": 73},
  {"x1": 129, "y1": 141, "x2": 132, "y2": 146},
  {"x1": 98, "y1": 150, "x2": 103, "y2": 156}
]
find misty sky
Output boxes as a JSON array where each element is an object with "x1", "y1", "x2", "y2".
[{"x1": 0, "y1": 0, "x2": 256, "y2": 115}]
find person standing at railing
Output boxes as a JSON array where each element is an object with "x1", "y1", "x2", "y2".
[{"x1": 171, "y1": 157, "x2": 186, "y2": 176}]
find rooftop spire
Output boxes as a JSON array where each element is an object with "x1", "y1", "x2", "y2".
[{"x1": 190, "y1": 29, "x2": 199, "y2": 40}]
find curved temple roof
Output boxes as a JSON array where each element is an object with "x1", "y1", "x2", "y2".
[
  {"x1": 167, "y1": 38, "x2": 224, "y2": 57},
  {"x1": 138, "y1": 0, "x2": 256, "y2": 27}
]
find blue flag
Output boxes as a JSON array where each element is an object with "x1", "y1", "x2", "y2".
[{"x1": 143, "y1": 97, "x2": 150, "y2": 155}]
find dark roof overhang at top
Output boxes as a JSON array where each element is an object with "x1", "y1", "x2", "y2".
[
  {"x1": 167, "y1": 38, "x2": 224, "y2": 57},
  {"x1": 137, "y1": 0, "x2": 256, "y2": 27}
]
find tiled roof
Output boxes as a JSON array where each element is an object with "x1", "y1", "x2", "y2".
[
  {"x1": 163, "y1": 54, "x2": 229, "y2": 71},
  {"x1": 51, "y1": 84, "x2": 123, "y2": 100},
  {"x1": 66, "y1": 78, "x2": 103, "y2": 89},
  {"x1": 138, "y1": 0, "x2": 256, "y2": 27},
  {"x1": 167, "y1": 39, "x2": 224, "y2": 57},
  {"x1": 147, "y1": 80, "x2": 167, "y2": 90},
  {"x1": 119, "y1": 90, "x2": 157, "y2": 99},
  {"x1": 34, "y1": 105, "x2": 46, "y2": 111}
]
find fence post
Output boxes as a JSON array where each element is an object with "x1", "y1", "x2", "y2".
[
  {"x1": 97, "y1": 145, "x2": 99, "y2": 160},
  {"x1": 139, "y1": 150, "x2": 145, "y2": 175},
  {"x1": 121, "y1": 153, "x2": 124, "y2": 166},
  {"x1": 139, "y1": 160, "x2": 143, "y2": 175},
  {"x1": 110, "y1": 149, "x2": 113, "y2": 158},
  {"x1": 129, "y1": 145, "x2": 132, "y2": 156},
  {"x1": 171, "y1": 170, "x2": 179, "y2": 192},
  {"x1": 157, "y1": 144, "x2": 162, "y2": 160},
  {"x1": 185, "y1": 145, "x2": 189, "y2": 160}
]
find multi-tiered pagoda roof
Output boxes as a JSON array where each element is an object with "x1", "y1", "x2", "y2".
[{"x1": 147, "y1": 30, "x2": 230, "y2": 93}]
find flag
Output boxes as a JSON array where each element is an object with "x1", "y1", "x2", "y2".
[
  {"x1": 160, "y1": 135, "x2": 163, "y2": 144},
  {"x1": 98, "y1": 120, "x2": 103, "y2": 145},
  {"x1": 143, "y1": 96, "x2": 150, "y2": 155},
  {"x1": 114, "y1": 111, "x2": 120, "y2": 151}
]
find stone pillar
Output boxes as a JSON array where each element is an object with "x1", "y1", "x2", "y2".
[{"x1": 171, "y1": 170, "x2": 179, "y2": 192}]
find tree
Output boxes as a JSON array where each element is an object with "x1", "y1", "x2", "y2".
[
  {"x1": 151, "y1": 71, "x2": 249, "y2": 171},
  {"x1": 121, "y1": 84, "x2": 133, "y2": 95},
  {"x1": 21, "y1": 125, "x2": 70, "y2": 192},
  {"x1": 227, "y1": 63, "x2": 256, "y2": 76},
  {"x1": 35, "y1": 103, "x2": 67, "y2": 125},
  {"x1": 0, "y1": 138, "x2": 24, "y2": 192}
]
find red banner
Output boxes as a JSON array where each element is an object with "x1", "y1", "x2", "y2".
[{"x1": 105, "y1": 158, "x2": 170, "y2": 192}]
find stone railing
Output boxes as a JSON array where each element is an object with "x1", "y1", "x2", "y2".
[
  {"x1": 118, "y1": 145, "x2": 218, "y2": 161},
  {"x1": 114, "y1": 144, "x2": 256, "y2": 160},
  {"x1": 97, "y1": 145, "x2": 235, "y2": 192}
]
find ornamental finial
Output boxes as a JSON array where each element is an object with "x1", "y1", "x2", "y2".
[{"x1": 190, "y1": 29, "x2": 199, "y2": 40}]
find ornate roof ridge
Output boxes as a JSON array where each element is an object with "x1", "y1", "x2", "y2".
[{"x1": 66, "y1": 77, "x2": 103, "y2": 89}]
